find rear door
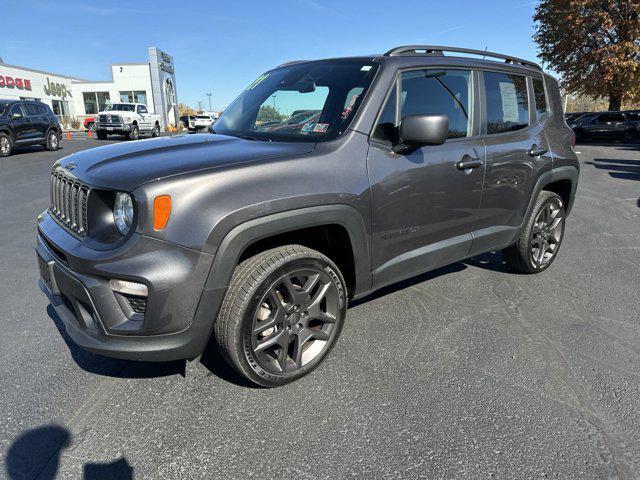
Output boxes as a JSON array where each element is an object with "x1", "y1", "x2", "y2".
[
  {"x1": 24, "y1": 102, "x2": 47, "y2": 140},
  {"x1": 368, "y1": 68, "x2": 485, "y2": 287},
  {"x1": 470, "y1": 70, "x2": 553, "y2": 255}
]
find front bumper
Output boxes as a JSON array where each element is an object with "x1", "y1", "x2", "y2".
[
  {"x1": 95, "y1": 122, "x2": 132, "y2": 133},
  {"x1": 36, "y1": 211, "x2": 224, "y2": 361}
]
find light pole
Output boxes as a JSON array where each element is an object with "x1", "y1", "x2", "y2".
[
  {"x1": 271, "y1": 94, "x2": 277, "y2": 110},
  {"x1": 207, "y1": 93, "x2": 212, "y2": 112}
]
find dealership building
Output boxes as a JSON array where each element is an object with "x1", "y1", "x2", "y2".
[{"x1": 0, "y1": 47, "x2": 178, "y2": 129}]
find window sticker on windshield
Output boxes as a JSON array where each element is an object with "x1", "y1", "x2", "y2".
[
  {"x1": 313, "y1": 123, "x2": 329, "y2": 133},
  {"x1": 361, "y1": 65, "x2": 372, "y2": 71},
  {"x1": 341, "y1": 94, "x2": 360, "y2": 119}
]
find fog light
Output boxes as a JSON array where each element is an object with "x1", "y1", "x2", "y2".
[{"x1": 109, "y1": 278, "x2": 148, "y2": 296}]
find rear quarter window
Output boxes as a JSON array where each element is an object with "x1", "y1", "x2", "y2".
[
  {"x1": 532, "y1": 78, "x2": 548, "y2": 121},
  {"x1": 483, "y1": 71, "x2": 529, "y2": 134}
]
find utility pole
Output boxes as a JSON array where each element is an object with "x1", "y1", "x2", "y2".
[
  {"x1": 197, "y1": 101, "x2": 203, "y2": 112},
  {"x1": 207, "y1": 93, "x2": 212, "y2": 112}
]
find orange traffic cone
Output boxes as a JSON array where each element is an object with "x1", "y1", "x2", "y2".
[
  {"x1": 88, "y1": 129, "x2": 92, "y2": 139},
  {"x1": 66, "y1": 131, "x2": 71, "y2": 141}
]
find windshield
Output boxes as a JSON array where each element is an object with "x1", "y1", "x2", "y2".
[
  {"x1": 107, "y1": 104, "x2": 135, "y2": 112},
  {"x1": 214, "y1": 59, "x2": 379, "y2": 142}
]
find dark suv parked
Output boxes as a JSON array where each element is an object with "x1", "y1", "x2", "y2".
[
  {"x1": 0, "y1": 99, "x2": 61, "y2": 157},
  {"x1": 570, "y1": 111, "x2": 640, "y2": 143},
  {"x1": 36, "y1": 46, "x2": 579, "y2": 386}
]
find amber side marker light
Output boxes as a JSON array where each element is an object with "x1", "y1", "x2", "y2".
[{"x1": 153, "y1": 195, "x2": 172, "y2": 230}]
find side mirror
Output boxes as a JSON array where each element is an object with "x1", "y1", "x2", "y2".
[{"x1": 394, "y1": 114, "x2": 449, "y2": 153}]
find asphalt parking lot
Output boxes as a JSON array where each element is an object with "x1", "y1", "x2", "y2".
[{"x1": 1, "y1": 137, "x2": 639, "y2": 479}]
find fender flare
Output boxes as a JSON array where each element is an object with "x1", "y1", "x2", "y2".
[
  {"x1": 521, "y1": 166, "x2": 579, "y2": 226},
  {"x1": 203, "y1": 204, "x2": 372, "y2": 296}
]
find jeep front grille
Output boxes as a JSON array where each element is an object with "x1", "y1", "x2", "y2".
[{"x1": 50, "y1": 170, "x2": 90, "y2": 236}]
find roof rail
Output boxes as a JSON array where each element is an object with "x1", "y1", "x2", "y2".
[
  {"x1": 276, "y1": 60, "x2": 307, "y2": 68},
  {"x1": 384, "y1": 45, "x2": 541, "y2": 70}
]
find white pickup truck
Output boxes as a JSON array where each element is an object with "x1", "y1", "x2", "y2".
[{"x1": 94, "y1": 103, "x2": 161, "y2": 140}]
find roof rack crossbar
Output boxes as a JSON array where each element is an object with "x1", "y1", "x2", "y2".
[{"x1": 384, "y1": 45, "x2": 541, "y2": 70}]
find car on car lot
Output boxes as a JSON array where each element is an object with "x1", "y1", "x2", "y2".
[
  {"x1": 0, "y1": 99, "x2": 61, "y2": 157},
  {"x1": 180, "y1": 114, "x2": 215, "y2": 131},
  {"x1": 36, "y1": 45, "x2": 578, "y2": 387},
  {"x1": 94, "y1": 103, "x2": 161, "y2": 140},
  {"x1": 569, "y1": 111, "x2": 639, "y2": 143}
]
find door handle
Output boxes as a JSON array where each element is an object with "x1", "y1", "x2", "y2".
[
  {"x1": 527, "y1": 146, "x2": 548, "y2": 157},
  {"x1": 456, "y1": 158, "x2": 483, "y2": 170}
]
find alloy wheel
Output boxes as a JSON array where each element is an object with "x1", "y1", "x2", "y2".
[
  {"x1": 0, "y1": 137, "x2": 9, "y2": 155},
  {"x1": 50, "y1": 133, "x2": 58, "y2": 149},
  {"x1": 530, "y1": 200, "x2": 564, "y2": 267},
  {"x1": 250, "y1": 268, "x2": 340, "y2": 374}
]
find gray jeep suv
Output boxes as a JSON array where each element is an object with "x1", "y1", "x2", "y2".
[{"x1": 36, "y1": 46, "x2": 579, "y2": 386}]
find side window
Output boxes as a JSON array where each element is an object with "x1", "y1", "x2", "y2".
[
  {"x1": 9, "y1": 104, "x2": 23, "y2": 118},
  {"x1": 24, "y1": 103, "x2": 40, "y2": 116},
  {"x1": 483, "y1": 71, "x2": 529, "y2": 134},
  {"x1": 532, "y1": 78, "x2": 548, "y2": 121},
  {"x1": 400, "y1": 69, "x2": 473, "y2": 138},
  {"x1": 371, "y1": 85, "x2": 397, "y2": 142},
  {"x1": 37, "y1": 104, "x2": 48, "y2": 115},
  {"x1": 137, "y1": 105, "x2": 148, "y2": 114},
  {"x1": 598, "y1": 113, "x2": 624, "y2": 123}
]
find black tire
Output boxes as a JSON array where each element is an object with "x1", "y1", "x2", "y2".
[
  {"x1": 152, "y1": 123, "x2": 160, "y2": 137},
  {"x1": 502, "y1": 190, "x2": 566, "y2": 274},
  {"x1": 96, "y1": 131, "x2": 108, "y2": 140},
  {"x1": 0, "y1": 132, "x2": 12, "y2": 157},
  {"x1": 44, "y1": 130, "x2": 59, "y2": 151},
  {"x1": 126, "y1": 125, "x2": 139, "y2": 140},
  {"x1": 214, "y1": 245, "x2": 347, "y2": 387}
]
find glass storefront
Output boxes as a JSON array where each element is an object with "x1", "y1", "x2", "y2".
[
  {"x1": 119, "y1": 91, "x2": 147, "y2": 105},
  {"x1": 83, "y1": 91, "x2": 111, "y2": 114}
]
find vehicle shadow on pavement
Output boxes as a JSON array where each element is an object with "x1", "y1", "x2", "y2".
[
  {"x1": 585, "y1": 158, "x2": 640, "y2": 184},
  {"x1": 46, "y1": 305, "x2": 185, "y2": 379},
  {"x1": 5, "y1": 425, "x2": 133, "y2": 480}
]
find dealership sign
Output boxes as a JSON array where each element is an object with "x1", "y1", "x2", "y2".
[
  {"x1": 0, "y1": 75, "x2": 32, "y2": 90},
  {"x1": 43, "y1": 77, "x2": 71, "y2": 98}
]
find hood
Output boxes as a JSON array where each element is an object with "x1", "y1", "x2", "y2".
[{"x1": 54, "y1": 134, "x2": 315, "y2": 191}]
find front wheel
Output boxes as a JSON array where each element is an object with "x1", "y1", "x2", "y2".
[
  {"x1": 214, "y1": 245, "x2": 347, "y2": 387},
  {"x1": 126, "y1": 125, "x2": 139, "y2": 140},
  {"x1": 502, "y1": 190, "x2": 566, "y2": 274},
  {"x1": 0, "y1": 133, "x2": 13, "y2": 157}
]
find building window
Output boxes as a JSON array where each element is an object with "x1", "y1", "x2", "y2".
[
  {"x1": 51, "y1": 100, "x2": 69, "y2": 117},
  {"x1": 83, "y1": 92, "x2": 111, "y2": 114},
  {"x1": 20, "y1": 96, "x2": 41, "y2": 102},
  {"x1": 119, "y1": 91, "x2": 147, "y2": 105}
]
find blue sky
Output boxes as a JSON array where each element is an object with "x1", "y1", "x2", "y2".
[{"x1": 1, "y1": 0, "x2": 541, "y2": 110}]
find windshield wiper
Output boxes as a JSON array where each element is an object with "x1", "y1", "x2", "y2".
[{"x1": 233, "y1": 134, "x2": 269, "y2": 142}]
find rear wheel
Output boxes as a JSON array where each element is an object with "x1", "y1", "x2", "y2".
[
  {"x1": 214, "y1": 245, "x2": 347, "y2": 387},
  {"x1": 45, "y1": 130, "x2": 59, "y2": 151},
  {"x1": 152, "y1": 123, "x2": 160, "y2": 137},
  {"x1": 96, "y1": 131, "x2": 108, "y2": 140},
  {"x1": 502, "y1": 190, "x2": 566, "y2": 274},
  {"x1": 0, "y1": 133, "x2": 12, "y2": 157},
  {"x1": 622, "y1": 130, "x2": 637, "y2": 143}
]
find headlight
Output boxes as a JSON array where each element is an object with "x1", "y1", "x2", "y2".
[{"x1": 113, "y1": 192, "x2": 134, "y2": 236}]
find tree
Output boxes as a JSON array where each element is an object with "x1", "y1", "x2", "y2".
[
  {"x1": 534, "y1": 0, "x2": 640, "y2": 110},
  {"x1": 256, "y1": 105, "x2": 284, "y2": 124},
  {"x1": 178, "y1": 103, "x2": 197, "y2": 117}
]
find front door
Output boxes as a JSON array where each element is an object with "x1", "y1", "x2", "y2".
[
  {"x1": 8, "y1": 104, "x2": 33, "y2": 143},
  {"x1": 367, "y1": 68, "x2": 484, "y2": 289}
]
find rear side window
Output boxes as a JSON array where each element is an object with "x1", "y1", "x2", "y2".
[
  {"x1": 483, "y1": 72, "x2": 529, "y2": 134},
  {"x1": 532, "y1": 78, "x2": 548, "y2": 121},
  {"x1": 400, "y1": 69, "x2": 473, "y2": 139},
  {"x1": 25, "y1": 103, "x2": 40, "y2": 116},
  {"x1": 597, "y1": 113, "x2": 624, "y2": 123}
]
